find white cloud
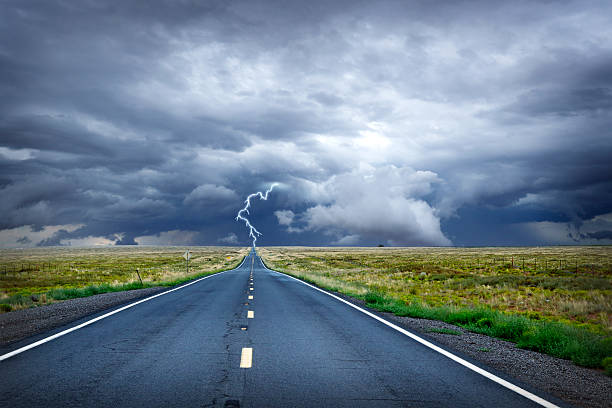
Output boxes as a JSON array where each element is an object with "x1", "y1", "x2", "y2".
[
  {"x1": 218, "y1": 232, "x2": 239, "y2": 244},
  {"x1": 295, "y1": 164, "x2": 451, "y2": 246},
  {"x1": 274, "y1": 209, "x2": 304, "y2": 233},
  {"x1": 60, "y1": 236, "x2": 117, "y2": 246},
  {"x1": 275, "y1": 210, "x2": 295, "y2": 226},
  {"x1": 333, "y1": 234, "x2": 361, "y2": 245},
  {"x1": 184, "y1": 184, "x2": 238, "y2": 206},
  {"x1": 135, "y1": 230, "x2": 199, "y2": 246}
]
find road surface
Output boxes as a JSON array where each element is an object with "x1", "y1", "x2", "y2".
[{"x1": 0, "y1": 250, "x2": 568, "y2": 407}]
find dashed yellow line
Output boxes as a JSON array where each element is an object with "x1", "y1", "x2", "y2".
[
  {"x1": 247, "y1": 310, "x2": 254, "y2": 319},
  {"x1": 240, "y1": 347, "x2": 252, "y2": 368},
  {"x1": 250, "y1": 287, "x2": 254, "y2": 291},
  {"x1": 248, "y1": 295, "x2": 253, "y2": 300}
]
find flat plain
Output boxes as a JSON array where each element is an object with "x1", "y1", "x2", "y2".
[{"x1": 0, "y1": 246, "x2": 249, "y2": 311}]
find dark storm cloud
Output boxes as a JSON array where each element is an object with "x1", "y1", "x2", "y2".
[
  {"x1": 1, "y1": 0, "x2": 611, "y2": 247},
  {"x1": 586, "y1": 231, "x2": 612, "y2": 241}
]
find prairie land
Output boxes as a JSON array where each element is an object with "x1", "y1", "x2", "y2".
[
  {"x1": 0, "y1": 246, "x2": 249, "y2": 311},
  {"x1": 259, "y1": 246, "x2": 612, "y2": 370},
  {"x1": 260, "y1": 246, "x2": 612, "y2": 332}
]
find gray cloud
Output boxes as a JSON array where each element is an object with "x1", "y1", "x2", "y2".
[
  {"x1": 1, "y1": 0, "x2": 611, "y2": 247},
  {"x1": 586, "y1": 231, "x2": 612, "y2": 240}
]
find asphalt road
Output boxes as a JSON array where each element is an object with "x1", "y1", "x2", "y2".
[{"x1": 0, "y1": 250, "x2": 568, "y2": 408}]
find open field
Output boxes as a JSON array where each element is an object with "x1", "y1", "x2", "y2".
[
  {"x1": 0, "y1": 246, "x2": 249, "y2": 311},
  {"x1": 259, "y1": 246, "x2": 612, "y2": 371}
]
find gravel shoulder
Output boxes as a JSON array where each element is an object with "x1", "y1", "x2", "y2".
[
  {"x1": 1, "y1": 285, "x2": 610, "y2": 408},
  {"x1": 0, "y1": 287, "x2": 166, "y2": 346},
  {"x1": 333, "y1": 292, "x2": 612, "y2": 408}
]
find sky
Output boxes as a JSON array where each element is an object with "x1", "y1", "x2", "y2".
[{"x1": 1, "y1": 0, "x2": 611, "y2": 248}]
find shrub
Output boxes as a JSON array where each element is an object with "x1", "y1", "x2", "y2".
[
  {"x1": 490, "y1": 315, "x2": 531, "y2": 341},
  {"x1": 476, "y1": 317, "x2": 494, "y2": 328},
  {"x1": 364, "y1": 291, "x2": 387, "y2": 305}
]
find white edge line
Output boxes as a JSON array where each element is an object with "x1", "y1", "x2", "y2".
[
  {"x1": 258, "y1": 257, "x2": 561, "y2": 408},
  {"x1": 0, "y1": 253, "x2": 251, "y2": 362}
]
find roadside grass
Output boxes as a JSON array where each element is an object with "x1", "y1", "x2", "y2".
[
  {"x1": 0, "y1": 246, "x2": 249, "y2": 311},
  {"x1": 259, "y1": 246, "x2": 612, "y2": 372},
  {"x1": 359, "y1": 290, "x2": 612, "y2": 368}
]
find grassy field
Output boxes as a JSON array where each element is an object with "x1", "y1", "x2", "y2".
[
  {"x1": 259, "y1": 246, "x2": 612, "y2": 372},
  {"x1": 0, "y1": 246, "x2": 249, "y2": 311}
]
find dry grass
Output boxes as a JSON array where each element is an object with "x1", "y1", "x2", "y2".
[
  {"x1": 0, "y1": 246, "x2": 249, "y2": 311},
  {"x1": 259, "y1": 246, "x2": 612, "y2": 334}
]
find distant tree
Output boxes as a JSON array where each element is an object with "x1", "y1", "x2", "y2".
[{"x1": 377, "y1": 244, "x2": 384, "y2": 247}]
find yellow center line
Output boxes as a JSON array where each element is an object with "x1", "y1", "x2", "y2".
[
  {"x1": 240, "y1": 348, "x2": 252, "y2": 368},
  {"x1": 250, "y1": 287, "x2": 253, "y2": 291},
  {"x1": 248, "y1": 295, "x2": 253, "y2": 300},
  {"x1": 247, "y1": 310, "x2": 254, "y2": 318}
]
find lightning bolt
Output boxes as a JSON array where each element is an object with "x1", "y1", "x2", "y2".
[{"x1": 236, "y1": 183, "x2": 278, "y2": 248}]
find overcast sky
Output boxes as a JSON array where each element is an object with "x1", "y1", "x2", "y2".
[{"x1": 1, "y1": 0, "x2": 611, "y2": 248}]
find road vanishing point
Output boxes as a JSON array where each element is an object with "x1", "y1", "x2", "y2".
[{"x1": 0, "y1": 250, "x2": 569, "y2": 407}]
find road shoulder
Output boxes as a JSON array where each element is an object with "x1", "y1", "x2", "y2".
[
  {"x1": 327, "y1": 290, "x2": 611, "y2": 408},
  {"x1": 0, "y1": 287, "x2": 166, "y2": 346}
]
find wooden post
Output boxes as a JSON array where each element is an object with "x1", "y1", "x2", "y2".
[{"x1": 135, "y1": 269, "x2": 143, "y2": 285}]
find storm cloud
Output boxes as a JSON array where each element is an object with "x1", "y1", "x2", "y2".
[{"x1": 1, "y1": 0, "x2": 611, "y2": 247}]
